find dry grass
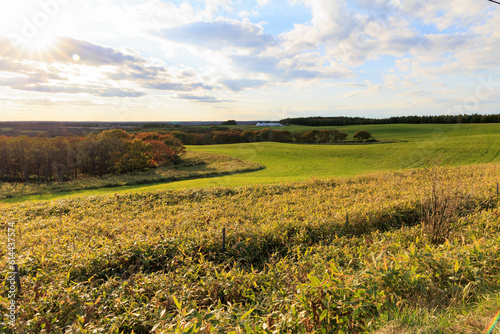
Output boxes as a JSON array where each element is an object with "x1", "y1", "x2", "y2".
[
  {"x1": 420, "y1": 166, "x2": 474, "y2": 244},
  {"x1": 3, "y1": 164, "x2": 500, "y2": 333}
]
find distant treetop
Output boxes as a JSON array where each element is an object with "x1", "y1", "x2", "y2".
[{"x1": 281, "y1": 114, "x2": 500, "y2": 126}]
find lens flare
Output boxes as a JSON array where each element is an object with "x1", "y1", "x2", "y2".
[{"x1": 486, "y1": 310, "x2": 500, "y2": 334}]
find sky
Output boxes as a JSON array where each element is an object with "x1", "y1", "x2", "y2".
[{"x1": 0, "y1": 0, "x2": 499, "y2": 122}]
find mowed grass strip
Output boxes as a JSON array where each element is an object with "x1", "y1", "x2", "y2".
[{"x1": 0, "y1": 151, "x2": 264, "y2": 203}]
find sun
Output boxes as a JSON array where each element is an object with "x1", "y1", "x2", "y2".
[
  {"x1": 0, "y1": 2, "x2": 60, "y2": 54},
  {"x1": 14, "y1": 29, "x2": 63, "y2": 63},
  {"x1": 22, "y1": 31, "x2": 57, "y2": 53}
]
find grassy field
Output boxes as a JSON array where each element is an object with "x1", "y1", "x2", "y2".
[
  {"x1": 220, "y1": 122, "x2": 500, "y2": 138},
  {"x1": 4, "y1": 123, "x2": 500, "y2": 203},
  {"x1": 165, "y1": 123, "x2": 500, "y2": 189},
  {"x1": 2, "y1": 164, "x2": 500, "y2": 333}
]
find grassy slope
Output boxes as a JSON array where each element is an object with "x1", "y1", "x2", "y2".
[
  {"x1": 222, "y1": 122, "x2": 500, "y2": 138},
  {"x1": 166, "y1": 123, "x2": 500, "y2": 189}
]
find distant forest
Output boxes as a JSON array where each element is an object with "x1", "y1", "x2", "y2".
[{"x1": 281, "y1": 114, "x2": 500, "y2": 126}]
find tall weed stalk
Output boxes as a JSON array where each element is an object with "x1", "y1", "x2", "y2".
[{"x1": 421, "y1": 167, "x2": 472, "y2": 244}]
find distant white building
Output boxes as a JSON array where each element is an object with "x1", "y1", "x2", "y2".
[{"x1": 256, "y1": 122, "x2": 283, "y2": 127}]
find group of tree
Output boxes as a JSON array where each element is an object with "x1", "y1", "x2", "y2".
[
  {"x1": 163, "y1": 128, "x2": 364, "y2": 145},
  {"x1": 281, "y1": 114, "x2": 500, "y2": 126},
  {"x1": 220, "y1": 120, "x2": 238, "y2": 125},
  {"x1": 0, "y1": 130, "x2": 184, "y2": 183},
  {"x1": 352, "y1": 131, "x2": 373, "y2": 141},
  {"x1": 296, "y1": 130, "x2": 350, "y2": 143}
]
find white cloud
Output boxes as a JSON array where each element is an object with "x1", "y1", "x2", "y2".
[
  {"x1": 340, "y1": 81, "x2": 382, "y2": 98},
  {"x1": 281, "y1": 0, "x2": 352, "y2": 53},
  {"x1": 395, "y1": 0, "x2": 490, "y2": 31},
  {"x1": 154, "y1": 19, "x2": 276, "y2": 50},
  {"x1": 175, "y1": 94, "x2": 234, "y2": 103}
]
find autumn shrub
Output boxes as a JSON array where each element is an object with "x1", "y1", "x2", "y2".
[{"x1": 0, "y1": 130, "x2": 185, "y2": 182}]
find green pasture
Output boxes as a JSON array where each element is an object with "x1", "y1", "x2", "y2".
[
  {"x1": 4, "y1": 123, "x2": 500, "y2": 202},
  {"x1": 143, "y1": 123, "x2": 500, "y2": 189}
]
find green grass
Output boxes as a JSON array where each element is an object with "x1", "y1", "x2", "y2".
[
  {"x1": 172, "y1": 123, "x2": 500, "y2": 189},
  {"x1": 223, "y1": 122, "x2": 500, "y2": 139}
]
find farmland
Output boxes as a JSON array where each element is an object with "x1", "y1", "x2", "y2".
[
  {"x1": 168, "y1": 123, "x2": 500, "y2": 188},
  {"x1": 2, "y1": 164, "x2": 500, "y2": 332}
]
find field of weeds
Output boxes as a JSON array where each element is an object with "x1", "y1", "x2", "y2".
[{"x1": 2, "y1": 164, "x2": 500, "y2": 333}]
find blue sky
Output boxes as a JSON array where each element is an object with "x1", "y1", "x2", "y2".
[{"x1": 0, "y1": 0, "x2": 499, "y2": 121}]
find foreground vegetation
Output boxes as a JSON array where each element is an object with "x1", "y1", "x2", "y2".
[{"x1": 2, "y1": 164, "x2": 500, "y2": 333}]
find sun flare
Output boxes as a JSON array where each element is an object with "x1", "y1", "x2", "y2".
[{"x1": 22, "y1": 31, "x2": 57, "y2": 53}]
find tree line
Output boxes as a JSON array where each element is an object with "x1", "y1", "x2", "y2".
[
  {"x1": 165, "y1": 129, "x2": 372, "y2": 145},
  {"x1": 0, "y1": 130, "x2": 184, "y2": 183},
  {"x1": 281, "y1": 114, "x2": 500, "y2": 126}
]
